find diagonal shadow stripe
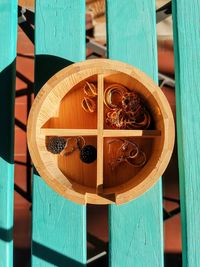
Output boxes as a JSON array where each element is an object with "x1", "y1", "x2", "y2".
[
  {"x1": 32, "y1": 241, "x2": 86, "y2": 267},
  {"x1": 0, "y1": 227, "x2": 13, "y2": 242},
  {"x1": 15, "y1": 87, "x2": 33, "y2": 98},
  {"x1": 14, "y1": 184, "x2": 31, "y2": 202},
  {"x1": 15, "y1": 118, "x2": 26, "y2": 132},
  {"x1": 0, "y1": 61, "x2": 15, "y2": 163},
  {"x1": 87, "y1": 233, "x2": 108, "y2": 251},
  {"x1": 16, "y1": 71, "x2": 33, "y2": 86}
]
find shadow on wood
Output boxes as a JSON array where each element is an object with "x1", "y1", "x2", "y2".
[
  {"x1": 0, "y1": 60, "x2": 16, "y2": 164},
  {"x1": 32, "y1": 241, "x2": 86, "y2": 267},
  {"x1": 35, "y1": 55, "x2": 73, "y2": 94},
  {"x1": 0, "y1": 227, "x2": 13, "y2": 243}
]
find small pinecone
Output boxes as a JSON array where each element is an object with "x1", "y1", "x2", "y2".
[
  {"x1": 47, "y1": 137, "x2": 66, "y2": 154},
  {"x1": 80, "y1": 145, "x2": 97, "y2": 164}
]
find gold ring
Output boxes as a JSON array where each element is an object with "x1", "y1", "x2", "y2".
[
  {"x1": 126, "y1": 150, "x2": 146, "y2": 167},
  {"x1": 83, "y1": 82, "x2": 97, "y2": 98},
  {"x1": 81, "y1": 97, "x2": 96, "y2": 113},
  {"x1": 106, "y1": 109, "x2": 126, "y2": 128},
  {"x1": 77, "y1": 136, "x2": 86, "y2": 150},
  {"x1": 126, "y1": 110, "x2": 151, "y2": 129},
  {"x1": 62, "y1": 137, "x2": 85, "y2": 156},
  {"x1": 104, "y1": 84, "x2": 128, "y2": 110},
  {"x1": 118, "y1": 139, "x2": 139, "y2": 159}
]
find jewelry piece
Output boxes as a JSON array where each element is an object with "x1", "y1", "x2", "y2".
[
  {"x1": 81, "y1": 97, "x2": 96, "y2": 113},
  {"x1": 47, "y1": 136, "x2": 97, "y2": 164},
  {"x1": 106, "y1": 109, "x2": 126, "y2": 128},
  {"x1": 119, "y1": 139, "x2": 139, "y2": 159},
  {"x1": 125, "y1": 110, "x2": 151, "y2": 129},
  {"x1": 104, "y1": 84, "x2": 151, "y2": 129},
  {"x1": 108, "y1": 138, "x2": 147, "y2": 170},
  {"x1": 126, "y1": 150, "x2": 146, "y2": 167},
  {"x1": 77, "y1": 136, "x2": 86, "y2": 150},
  {"x1": 104, "y1": 84, "x2": 128, "y2": 109},
  {"x1": 81, "y1": 82, "x2": 97, "y2": 113},
  {"x1": 63, "y1": 136, "x2": 97, "y2": 164},
  {"x1": 122, "y1": 92, "x2": 141, "y2": 112},
  {"x1": 62, "y1": 136, "x2": 86, "y2": 156},
  {"x1": 83, "y1": 82, "x2": 97, "y2": 98}
]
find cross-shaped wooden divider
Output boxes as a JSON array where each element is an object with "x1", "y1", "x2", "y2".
[{"x1": 40, "y1": 74, "x2": 161, "y2": 196}]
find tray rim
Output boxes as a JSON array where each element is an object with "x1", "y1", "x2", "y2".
[{"x1": 27, "y1": 58, "x2": 175, "y2": 205}]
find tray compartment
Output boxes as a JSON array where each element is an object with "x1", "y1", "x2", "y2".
[
  {"x1": 43, "y1": 75, "x2": 98, "y2": 129},
  {"x1": 103, "y1": 72, "x2": 163, "y2": 131},
  {"x1": 103, "y1": 136, "x2": 162, "y2": 189},
  {"x1": 56, "y1": 135, "x2": 97, "y2": 188}
]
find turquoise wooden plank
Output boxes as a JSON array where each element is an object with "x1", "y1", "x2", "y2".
[
  {"x1": 33, "y1": 1, "x2": 86, "y2": 266},
  {"x1": 106, "y1": 1, "x2": 164, "y2": 266},
  {"x1": 0, "y1": 1, "x2": 17, "y2": 266},
  {"x1": 172, "y1": 1, "x2": 200, "y2": 266}
]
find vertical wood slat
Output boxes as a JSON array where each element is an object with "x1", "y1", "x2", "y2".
[
  {"x1": 32, "y1": 1, "x2": 87, "y2": 266},
  {"x1": 106, "y1": 1, "x2": 164, "y2": 266},
  {"x1": 0, "y1": 1, "x2": 17, "y2": 266},
  {"x1": 172, "y1": 1, "x2": 200, "y2": 266}
]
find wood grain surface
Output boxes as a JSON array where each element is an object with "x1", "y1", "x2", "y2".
[
  {"x1": 0, "y1": 1, "x2": 17, "y2": 266},
  {"x1": 172, "y1": 1, "x2": 200, "y2": 266},
  {"x1": 32, "y1": 1, "x2": 87, "y2": 266},
  {"x1": 106, "y1": 0, "x2": 165, "y2": 266}
]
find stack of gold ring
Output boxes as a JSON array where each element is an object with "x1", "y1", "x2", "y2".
[
  {"x1": 81, "y1": 82, "x2": 97, "y2": 113},
  {"x1": 108, "y1": 139, "x2": 147, "y2": 170},
  {"x1": 104, "y1": 84, "x2": 151, "y2": 129}
]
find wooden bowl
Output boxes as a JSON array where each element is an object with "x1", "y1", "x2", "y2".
[{"x1": 27, "y1": 59, "x2": 175, "y2": 205}]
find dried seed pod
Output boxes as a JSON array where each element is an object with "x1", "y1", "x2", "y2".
[
  {"x1": 80, "y1": 145, "x2": 97, "y2": 164},
  {"x1": 47, "y1": 137, "x2": 66, "y2": 154}
]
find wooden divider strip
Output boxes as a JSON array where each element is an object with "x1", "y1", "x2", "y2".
[
  {"x1": 40, "y1": 128, "x2": 98, "y2": 136},
  {"x1": 97, "y1": 74, "x2": 104, "y2": 192},
  {"x1": 103, "y1": 130, "x2": 161, "y2": 137}
]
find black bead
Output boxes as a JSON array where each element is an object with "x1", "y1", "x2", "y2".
[
  {"x1": 47, "y1": 137, "x2": 66, "y2": 154},
  {"x1": 80, "y1": 145, "x2": 97, "y2": 164}
]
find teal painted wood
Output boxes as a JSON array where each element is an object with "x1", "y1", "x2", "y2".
[
  {"x1": 106, "y1": 1, "x2": 164, "y2": 266},
  {"x1": 172, "y1": 1, "x2": 200, "y2": 266},
  {"x1": 33, "y1": 1, "x2": 86, "y2": 266},
  {"x1": 0, "y1": 1, "x2": 17, "y2": 266}
]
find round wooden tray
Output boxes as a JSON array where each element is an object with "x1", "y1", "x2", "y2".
[{"x1": 27, "y1": 59, "x2": 175, "y2": 205}]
